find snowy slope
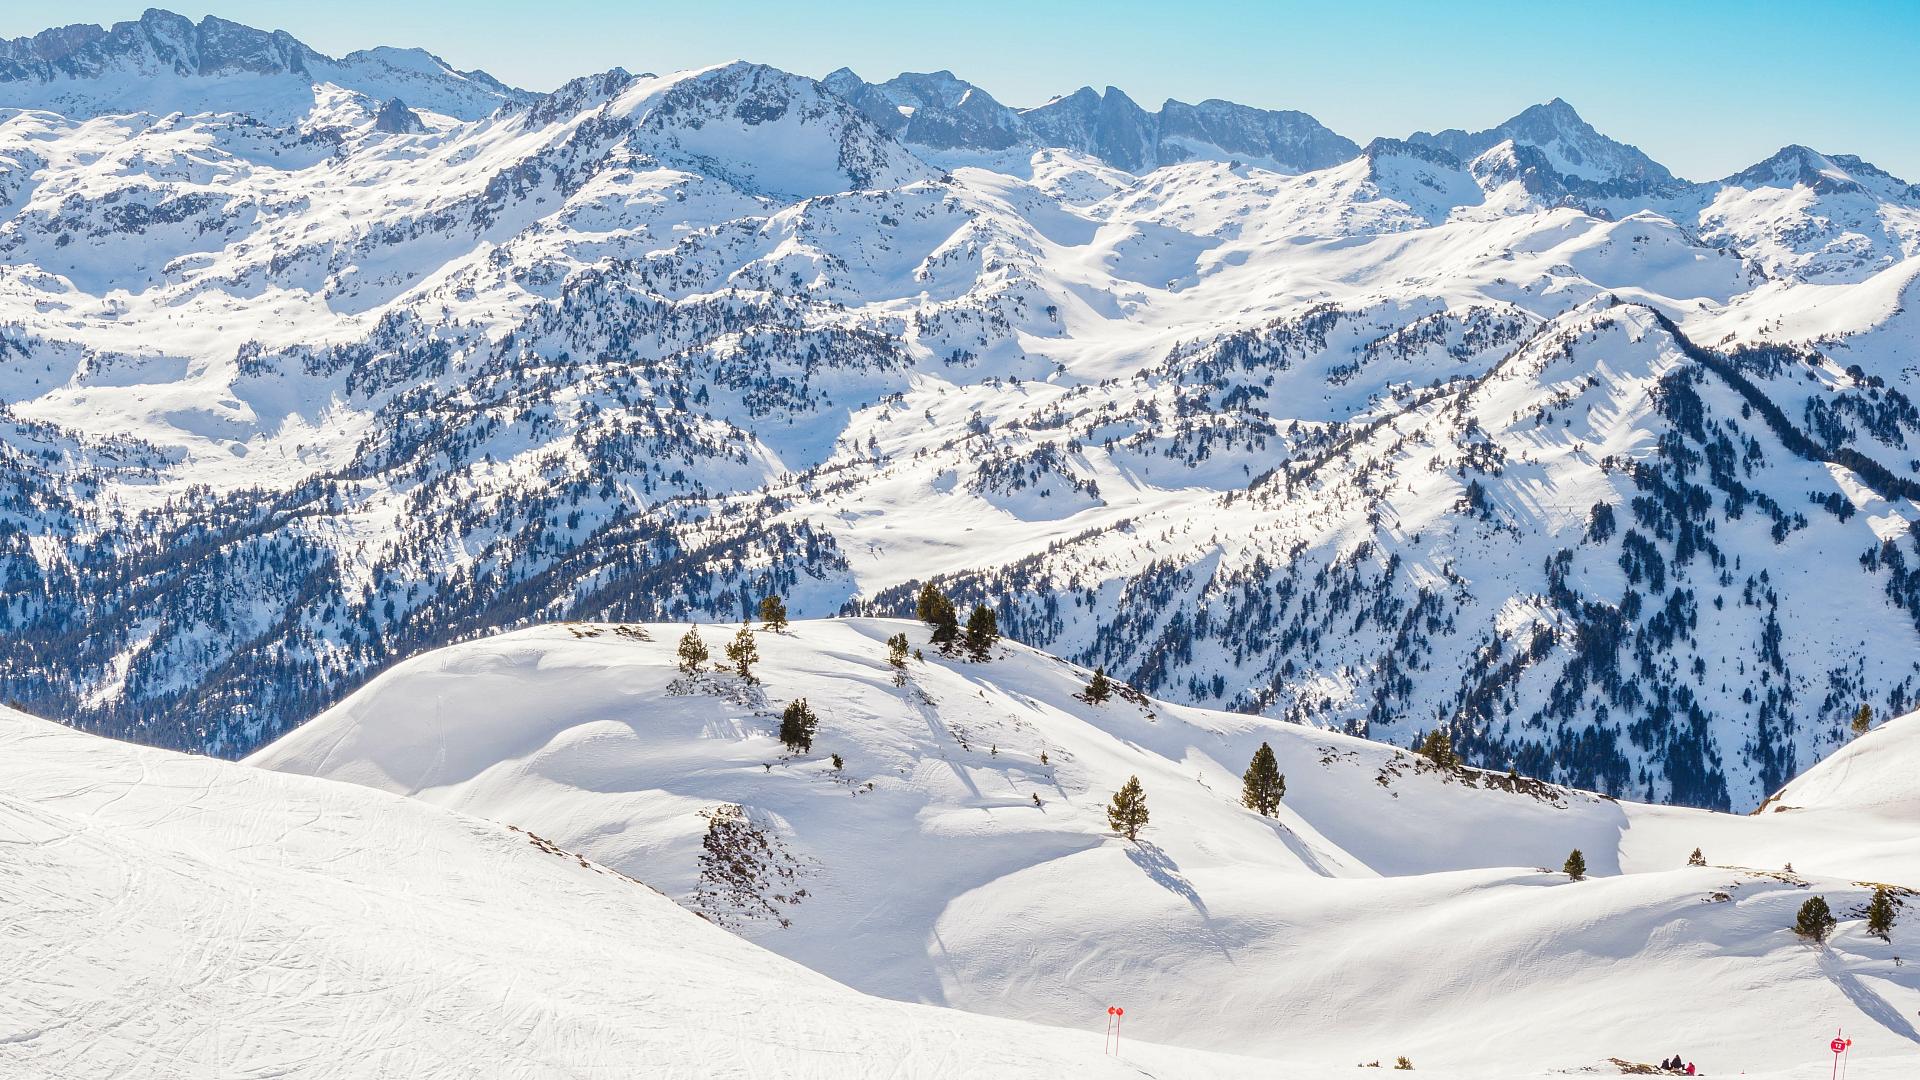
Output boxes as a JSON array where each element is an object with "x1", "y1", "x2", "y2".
[
  {"x1": 251, "y1": 618, "x2": 1920, "y2": 1074},
  {"x1": 0, "y1": 703, "x2": 1284, "y2": 1079}
]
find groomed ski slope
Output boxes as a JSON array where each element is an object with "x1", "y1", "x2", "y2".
[
  {"x1": 251, "y1": 619, "x2": 1920, "y2": 1075},
  {"x1": 0, "y1": 706, "x2": 1281, "y2": 1079}
]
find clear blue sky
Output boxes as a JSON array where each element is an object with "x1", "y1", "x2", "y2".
[{"x1": 7, "y1": 1, "x2": 1918, "y2": 181}]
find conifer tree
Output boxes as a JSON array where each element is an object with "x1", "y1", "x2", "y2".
[
  {"x1": 1795, "y1": 895, "x2": 1836, "y2": 943},
  {"x1": 1853, "y1": 703, "x2": 1873, "y2": 736},
  {"x1": 778, "y1": 698, "x2": 817, "y2": 754},
  {"x1": 675, "y1": 627, "x2": 709, "y2": 675},
  {"x1": 1868, "y1": 886, "x2": 1897, "y2": 941},
  {"x1": 1107, "y1": 775, "x2": 1149, "y2": 841},
  {"x1": 915, "y1": 581, "x2": 946, "y2": 623},
  {"x1": 886, "y1": 631, "x2": 910, "y2": 684},
  {"x1": 1085, "y1": 666, "x2": 1112, "y2": 704},
  {"x1": 964, "y1": 604, "x2": 999, "y2": 660},
  {"x1": 930, "y1": 601, "x2": 959, "y2": 646},
  {"x1": 1241, "y1": 742, "x2": 1285, "y2": 816},
  {"x1": 1687, "y1": 847, "x2": 1706, "y2": 867},
  {"x1": 1563, "y1": 849, "x2": 1587, "y2": 881},
  {"x1": 726, "y1": 622, "x2": 759, "y2": 682},
  {"x1": 758, "y1": 594, "x2": 788, "y2": 631},
  {"x1": 1417, "y1": 729, "x2": 1458, "y2": 769}
]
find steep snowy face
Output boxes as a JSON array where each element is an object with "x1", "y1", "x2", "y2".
[
  {"x1": 248, "y1": 620, "x2": 1920, "y2": 1074},
  {"x1": 1700, "y1": 147, "x2": 1920, "y2": 283},
  {"x1": 1412, "y1": 98, "x2": 1683, "y2": 197},
  {"x1": 0, "y1": 8, "x2": 531, "y2": 122},
  {"x1": 611, "y1": 62, "x2": 934, "y2": 197}
]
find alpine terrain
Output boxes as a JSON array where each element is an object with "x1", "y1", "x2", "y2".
[
  {"x1": 2, "y1": 9, "x2": 1920, "y2": 1072},
  {"x1": 4, "y1": 10, "x2": 1920, "y2": 815}
]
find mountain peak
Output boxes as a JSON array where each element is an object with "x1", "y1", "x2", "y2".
[
  {"x1": 1409, "y1": 98, "x2": 1677, "y2": 193},
  {"x1": 0, "y1": 8, "x2": 530, "y2": 123},
  {"x1": 1723, "y1": 144, "x2": 1912, "y2": 198}
]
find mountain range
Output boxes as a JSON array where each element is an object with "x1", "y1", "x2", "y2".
[{"x1": 2, "y1": 9, "x2": 1919, "y2": 815}]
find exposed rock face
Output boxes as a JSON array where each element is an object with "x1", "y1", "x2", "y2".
[{"x1": 372, "y1": 96, "x2": 425, "y2": 134}]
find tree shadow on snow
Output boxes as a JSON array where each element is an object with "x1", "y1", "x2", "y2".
[
  {"x1": 1817, "y1": 949, "x2": 1920, "y2": 1046},
  {"x1": 1125, "y1": 842, "x2": 1238, "y2": 962},
  {"x1": 1126, "y1": 841, "x2": 1208, "y2": 917}
]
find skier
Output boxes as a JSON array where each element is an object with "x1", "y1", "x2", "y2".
[{"x1": 1685, "y1": 1063, "x2": 1695, "y2": 1076}]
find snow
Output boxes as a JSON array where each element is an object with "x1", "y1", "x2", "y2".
[
  {"x1": 0, "y1": 703, "x2": 1283, "y2": 1079},
  {"x1": 250, "y1": 618, "x2": 1920, "y2": 1075}
]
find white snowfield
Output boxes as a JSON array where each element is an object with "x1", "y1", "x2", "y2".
[
  {"x1": 0, "y1": 703, "x2": 1286, "y2": 1080},
  {"x1": 250, "y1": 619, "x2": 1920, "y2": 1076}
]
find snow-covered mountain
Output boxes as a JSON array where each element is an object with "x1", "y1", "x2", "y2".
[
  {"x1": 243, "y1": 618, "x2": 1920, "y2": 1075},
  {"x1": 2, "y1": 10, "x2": 1919, "y2": 815},
  {"x1": 1410, "y1": 97, "x2": 1682, "y2": 197},
  {"x1": 822, "y1": 66, "x2": 1361, "y2": 174},
  {"x1": 0, "y1": 9, "x2": 532, "y2": 123}
]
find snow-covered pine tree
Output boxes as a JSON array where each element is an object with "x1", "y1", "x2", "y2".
[
  {"x1": 1107, "y1": 775, "x2": 1149, "y2": 841},
  {"x1": 676, "y1": 628, "x2": 710, "y2": 675},
  {"x1": 1085, "y1": 666, "x2": 1112, "y2": 704},
  {"x1": 759, "y1": 595, "x2": 788, "y2": 631},
  {"x1": 964, "y1": 604, "x2": 998, "y2": 660},
  {"x1": 1241, "y1": 742, "x2": 1285, "y2": 816},
  {"x1": 1868, "y1": 886, "x2": 1896, "y2": 941},
  {"x1": 1794, "y1": 895, "x2": 1835, "y2": 942},
  {"x1": 779, "y1": 698, "x2": 817, "y2": 754},
  {"x1": 1563, "y1": 849, "x2": 1586, "y2": 881},
  {"x1": 726, "y1": 622, "x2": 760, "y2": 682}
]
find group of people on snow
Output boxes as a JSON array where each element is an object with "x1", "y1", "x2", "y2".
[{"x1": 1659, "y1": 1054, "x2": 1695, "y2": 1074}]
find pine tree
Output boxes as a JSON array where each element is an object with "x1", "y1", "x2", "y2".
[
  {"x1": 915, "y1": 581, "x2": 946, "y2": 623},
  {"x1": 1795, "y1": 895, "x2": 1836, "y2": 943},
  {"x1": 726, "y1": 622, "x2": 759, "y2": 682},
  {"x1": 1085, "y1": 666, "x2": 1112, "y2": 704},
  {"x1": 1417, "y1": 729, "x2": 1458, "y2": 769},
  {"x1": 928, "y1": 593, "x2": 959, "y2": 646},
  {"x1": 1563, "y1": 849, "x2": 1586, "y2": 881},
  {"x1": 1107, "y1": 775, "x2": 1149, "y2": 841},
  {"x1": 1241, "y1": 742, "x2": 1285, "y2": 816},
  {"x1": 1868, "y1": 886, "x2": 1897, "y2": 941},
  {"x1": 886, "y1": 632, "x2": 909, "y2": 669},
  {"x1": 758, "y1": 595, "x2": 788, "y2": 631},
  {"x1": 779, "y1": 698, "x2": 817, "y2": 754},
  {"x1": 1853, "y1": 703, "x2": 1873, "y2": 736},
  {"x1": 964, "y1": 604, "x2": 999, "y2": 660},
  {"x1": 1687, "y1": 847, "x2": 1706, "y2": 867},
  {"x1": 675, "y1": 628, "x2": 709, "y2": 675}
]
